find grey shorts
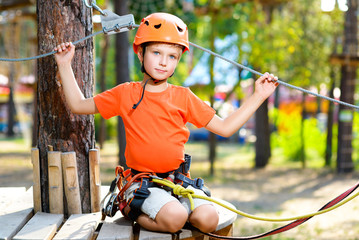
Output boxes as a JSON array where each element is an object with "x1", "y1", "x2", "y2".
[{"x1": 125, "y1": 182, "x2": 213, "y2": 220}]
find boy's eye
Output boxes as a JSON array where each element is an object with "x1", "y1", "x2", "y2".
[
  {"x1": 170, "y1": 55, "x2": 177, "y2": 60},
  {"x1": 153, "y1": 51, "x2": 160, "y2": 55}
]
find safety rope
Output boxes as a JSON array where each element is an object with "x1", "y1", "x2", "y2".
[
  {"x1": 0, "y1": 30, "x2": 104, "y2": 62},
  {"x1": 152, "y1": 177, "x2": 359, "y2": 240},
  {"x1": 189, "y1": 42, "x2": 359, "y2": 111},
  {"x1": 0, "y1": 17, "x2": 358, "y2": 111}
]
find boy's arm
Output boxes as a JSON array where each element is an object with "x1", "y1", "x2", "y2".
[
  {"x1": 205, "y1": 73, "x2": 278, "y2": 137},
  {"x1": 54, "y1": 42, "x2": 99, "y2": 115}
]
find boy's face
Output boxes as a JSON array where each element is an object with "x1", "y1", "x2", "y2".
[{"x1": 138, "y1": 42, "x2": 182, "y2": 81}]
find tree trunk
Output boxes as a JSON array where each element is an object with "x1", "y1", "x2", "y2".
[
  {"x1": 98, "y1": 35, "x2": 109, "y2": 149},
  {"x1": 255, "y1": 99, "x2": 270, "y2": 168},
  {"x1": 36, "y1": 0, "x2": 95, "y2": 213},
  {"x1": 325, "y1": 76, "x2": 335, "y2": 167},
  {"x1": 6, "y1": 22, "x2": 18, "y2": 138},
  {"x1": 208, "y1": 1, "x2": 217, "y2": 176},
  {"x1": 336, "y1": 0, "x2": 357, "y2": 173},
  {"x1": 115, "y1": 0, "x2": 130, "y2": 168},
  {"x1": 6, "y1": 63, "x2": 16, "y2": 137},
  {"x1": 254, "y1": 4, "x2": 274, "y2": 169}
]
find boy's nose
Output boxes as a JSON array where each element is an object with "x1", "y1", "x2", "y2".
[{"x1": 159, "y1": 56, "x2": 167, "y2": 66}]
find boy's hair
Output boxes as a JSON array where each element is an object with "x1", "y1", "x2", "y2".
[{"x1": 133, "y1": 13, "x2": 189, "y2": 54}]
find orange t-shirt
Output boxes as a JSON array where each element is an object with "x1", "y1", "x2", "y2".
[{"x1": 94, "y1": 82, "x2": 215, "y2": 173}]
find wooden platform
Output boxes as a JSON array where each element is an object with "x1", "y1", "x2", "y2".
[{"x1": 0, "y1": 186, "x2": 237, "y2": 240}]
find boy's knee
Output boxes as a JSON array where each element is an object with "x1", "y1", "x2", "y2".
[
  {"x1": 190, "y1": 204, "x2": 219, "y2": 233},
  {"x1": 157, "y1": 202, "x2": 188, "y2": 233}
]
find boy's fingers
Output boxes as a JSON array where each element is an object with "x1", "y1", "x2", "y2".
[{"x1": 54, "y1": 42, "x2": 73, "y2": 53}]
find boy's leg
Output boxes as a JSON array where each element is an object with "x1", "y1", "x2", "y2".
[
  {"x1": 189, "y1": 204, "x2": 219, "y2": 233},
  {"x1": 136, "y1": 187, "x2": 188, "y2": 233},
  {"x1": 179, "y1": 186, "x2": 219, "y2": 233},
  {"x1": 137, "y1": 200, "x2": 188, "y2": 233}
]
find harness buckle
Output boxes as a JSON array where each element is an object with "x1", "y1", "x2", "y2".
[
  {"x1": 100, "y1": 11, "x2": 135, "y2": 34},
  {"x1": 103, "y1": 192, "x2": 119, "y2": 218}
]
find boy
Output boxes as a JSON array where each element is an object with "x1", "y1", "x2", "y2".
[{"x1": 54, "y1": 13, "x2": 278, "y2": 233}]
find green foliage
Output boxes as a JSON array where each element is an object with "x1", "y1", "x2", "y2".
[
  {"x1": 270, "y1": 108, "x2": 326, "y2": 163},
  {"x1": 353, "y1": 112, "x2": 359, "y2": 167},
  {"x1": 94, "y1": 114, "x2": 117, "y2": 141}
]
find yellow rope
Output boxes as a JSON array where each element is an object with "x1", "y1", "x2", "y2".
[{"x1": 152, "y1": 178, "x2": 359, "y2": 222}]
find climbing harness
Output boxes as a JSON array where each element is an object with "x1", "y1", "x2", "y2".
[{"x1": 101, "y1": 154, "x2": 211, "y2": 221}]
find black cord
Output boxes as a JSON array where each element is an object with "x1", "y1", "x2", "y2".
[{"x1": 132, "y1": 78, "x2": 151, "y2": 109}]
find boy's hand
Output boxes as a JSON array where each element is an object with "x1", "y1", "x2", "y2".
[
  {"x1": 54, "y1": 42, "x2": 75, "y2": 66},
  {"x1": 254, "y1": 72, "x2": 279, "y2": 100}
]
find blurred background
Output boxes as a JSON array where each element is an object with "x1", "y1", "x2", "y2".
[{"x1": 1, "y1": 0, "x2": 359, "y2": 239}]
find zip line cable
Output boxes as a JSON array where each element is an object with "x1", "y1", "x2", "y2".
[
  {"x1": 0, "y1": 20, "x2": 358, "y2": 111},
  {"x1": 189, "y1": 42, "x2": 359, "y2": 111},
  {"x1": 0, "y1": 30, "x2": 104, "y2": 62}
]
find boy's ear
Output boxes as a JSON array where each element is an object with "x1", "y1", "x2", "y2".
[{"x1": 137, "y1": 46, "x2": 144, "y2": 63}]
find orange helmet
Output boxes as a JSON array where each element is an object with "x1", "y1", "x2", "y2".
[{"x1": 133, "y1": 13, "x2": 189, "y2": 54}]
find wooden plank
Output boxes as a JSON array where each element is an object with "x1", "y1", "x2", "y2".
[
  {"x1": 213, "y1": 198, "x2": 237, "y2": 231},
  {"x1": 0, "y1": 208, "x2": 33, "y2": 240},
  {"x1": 138, "y1": 227, "x2": 172, "y2": 240},
  {"x1": 89, "y1": 149, "x2": 101, "y2": 212},
  {"x1": 48, "y1": 151, "x2": 64, "y2": 214},
  {"x1": 53, "y1": 212, "x2": 101, "y2": 240},
  {"x1": 13, "y1": 212, "x2": 63, "y2": 240},
  {"x1": 97, "y1": 212, "x2": 133, "y2": 240},
  {"x1": 0, "y1": 187, "x2": 26, "y2": 209},
  {"x1": 31, "y1": 148, "x2": 42, "y2": 213},
  {"x1": 0, "y1": 187, "x2": 33, "y2": 213},
  {"x1": 61, "y1": 152, "x2": 82, "y2": 215}
]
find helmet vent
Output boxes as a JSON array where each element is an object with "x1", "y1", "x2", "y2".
[
  {"x1": 154, "y1": 24, "x2": 162, "y2": 29},
  {"x1": 144, "y1": 20, "x2": 149, "y2": 26},
  {"x1": 177, "y1": 26, "x2": 183, "y2": 32}
]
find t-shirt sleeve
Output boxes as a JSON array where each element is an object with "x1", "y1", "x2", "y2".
[
  {"x1": 185, "y1": 88, "x2": 216, "y2": 128},
  {"x1": 94, "y1": 85, "x2": 122, "y2": 119}
]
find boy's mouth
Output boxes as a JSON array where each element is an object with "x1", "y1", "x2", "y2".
[{"x1": 155, "y1": 68, "x2": 167, "y2": 73}]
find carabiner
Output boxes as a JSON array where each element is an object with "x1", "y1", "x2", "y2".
[
  {"x1": 83, "y1": 0, "x2": 107, "y2": 16},
  {"x1": 83, "y1": 0, "x2": 94, "y2": 8}
]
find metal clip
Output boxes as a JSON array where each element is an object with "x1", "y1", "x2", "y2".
[
  {"x1": 83, "y1": 0, "x2": 107, "y2": 16},
  {"x1": 100, "y1": 10, "x2": 135, "y2": 34}
]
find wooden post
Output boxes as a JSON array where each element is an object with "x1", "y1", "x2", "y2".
[
  {"x1": 31, "y1": 148, "x2": 42, "y2": 213},
  {"x1": 48, "y1": 151, "x2": 64, "y2": 214},
  {"x1": 89, "y1": 149, "x2": 101, "y2": 212},
  {"x1": 61, "y1": 152, "x2": 82, "y2": 215}
]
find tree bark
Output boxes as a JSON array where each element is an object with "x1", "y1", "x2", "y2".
[
  {"x1": 255, "y1": 99, "x2": 270, "y2": 168},
  {"x1": 336, "y1": 0, "x2": 357, "y2": 173},
  {"x1": 208, "y1": 0, "x2": 217, "y2": 176},
  {"x1": 325, "y1": 76, "x2": 335, "y2": 167},
  {"x1": 36, "y1": 0, "x2": 95, "y2": 213},
  {"x1": 98, "y1": 35, "x2": 109, "y2": 149},
  {"x1": 115, "y1": 0, "x2": 130, "y2": 168}
]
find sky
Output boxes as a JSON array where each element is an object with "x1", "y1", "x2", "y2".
[{"x1": 321, "y1": 0, "x2": 348, "y2": 11}]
